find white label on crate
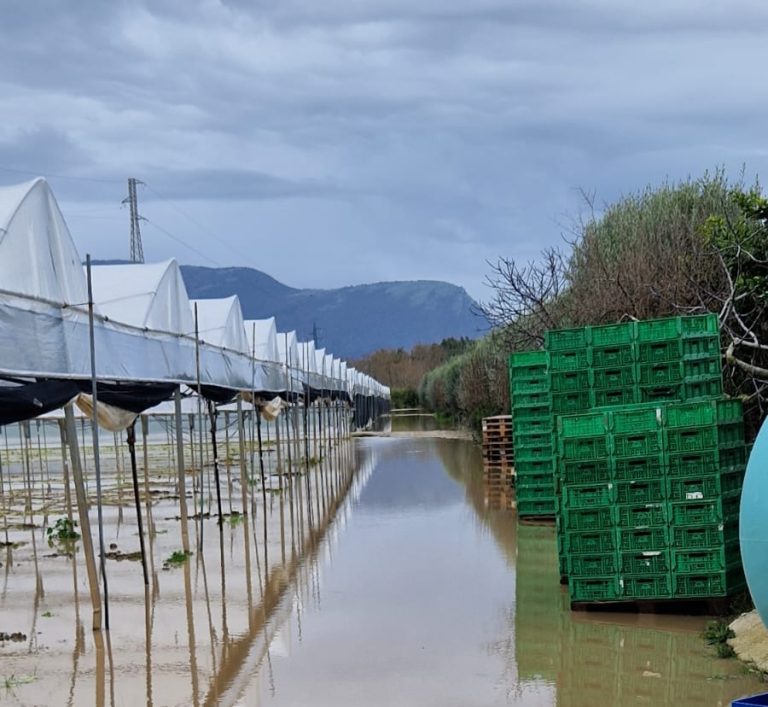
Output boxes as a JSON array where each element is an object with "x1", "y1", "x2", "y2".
[{"x1": 686, "y1": 492, "x2": 704, "y2": 500}]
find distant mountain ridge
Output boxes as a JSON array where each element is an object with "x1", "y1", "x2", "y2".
[{"x1": 179, "y1": 265, "x2": 484, "y2": 358}]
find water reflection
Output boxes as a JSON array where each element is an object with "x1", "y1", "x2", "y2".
[{"x1": 1, "y1": 431, "x2": 764, "y2": 706}]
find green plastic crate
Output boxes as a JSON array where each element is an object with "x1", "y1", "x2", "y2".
[
  {"x1": 672, "y1": 567, "x2": 745, "y2": 598},
  {"x1": 682, "y1": 336, "x2": 719, "y2": 359},
  {"x1": 516, "y1": 458, "x2": 556, "y2": 475},
  {"x1": 510, "y1": 363, "x2": 548, "y2": 382},
  {"x1": 517, "y1": 497, "x2": 556, "y2": 517},
  {"x1": 665, "y1": 400, "x2": 717, "y2": 428},
  {"x1": 513, "y1": 403, "x2": 553, "y2": 422},
  {"x1": 564, "y1": 529, "x2": 617, "y2": 554},
  {"x1": 591, "y1": 344, "x2": 634, "y2": 368},
  {"x1": 718, "y1": 422, "x2": 745, "y2": 449},
  {"x1": 615, "y1": 479, "x2": 664, "y2": 505},
  {"x1": 680, "y1": 313, "x2": 718, "y2": 337},
  {"x1": 546, "y1": 327, "x2": 589, "y2": 351},
  {"x1": 665, "y1": 426, "x2": 717, "y2": 453},
  {"x1": 717, "y1": 398, "x2": 744, "y2": 424},
  {"x1": 683, "y1": 377, "x2": 722, "y2": 400},
  {"x1": 515, "y1": 444, "x2": 555, "y2": 462},
  {"x1": 567, "y1": 553, "x2": 619, "y2": 577},
  {"x1": 620, "y1": 550, "x2": 670, "y2": 575},
  {"x1": 562, "y1": 482, "x2": 614, "y2": 509},
  {"x1": 637, "y1": 362, "x2": 683, "y2": 386},
  {"x1": 621, "y1": 574, "x2": 673, "y2": 599},
  {"x1": 666, "y1": 472, "x2": 742, "y2": 503},
  {"x1": 517, "y1": 484, "x2": 556, "y2": 500},
  {"x1": 610, "y1": 406, "x2": 663, "y2": 434},
  {"x1": 672, "y1": 523, "x2": 738, "y2": 550},
  {"x1": 669, "y1": 500, "x2": 723, "y2": 526},
  {"x1": 617, "y1": 503, "x2": 667, "y2": 528},
  {"x1": 561, "y1": 458, "x2": 612, "y2": 484},
  {"x1": 667, "y1": 450, "x2": 719, "y2": 476},
  {"x1": 612, "y1": 431, "x2": 663, "y2": 458},
  {"x1": 558, "y1": 411, "x2": 609, "y2": 438},
  {"x1": 559, "y1": 435, "x2": 609, "y2": 461},
  {"x1": 683, "y1": 358, "x2": 720, "y2": 380},
  {"x1": 569, "y1": 576, "x2": 620, "y2": 602},
  {"x1": 612, "y1": 455, "x2": 665, "y2": 481},
  {"x1": 550, "y1": 349, "x2": 590, "y2": 371},
  {"x1": 590, "y1": 322, "x2": 635, "y2": 347},
  {"x1": 510, "y1": 350, "x2": 548, "y2": 368},
  {"x1": 617, "y1": 526, "x2": 669, "y2": 552},
  {"x1": 514, "y1": 430, "x2": 551, "y2": 448},
  {"x1": 561, "y1": 506, "x2": 615, "y2": 531},
  {"x1": 552, "y1": 391, "x2": 591, "y2": 415},
  {"x1": 636, "y1": 317, "x2": 681, "y2": 342},
  {"x1": 637, "y1": 340, "x2": 682, "y2": 363},
  {"x1": 720, "y1": 445, "x2": 748, "y2": 471},
  {"x1": 592, "y1": 388, "x2": 637, "y2": 408},
  {"x1": 592, "y1": 366, "x2": 636, "y2": 389},
  {"x1": 512, "y1": 390, "x2": 552, "y2": 407},
  {"x1": 510, "y1": 376, "x2": 550, "y2": 394},
  {"x1": 722, "y1": 492, "x2": 741, "y2": 519},
  {"x1": 671, "y1": 545, "x2": 740, "y2": 574},
  {"x1": 516, "y1": 472, "x2": 554, "y2": 489},
  {"x1": 551, "y1": 369, "x2": 590, "y2": 393},
  {"x1": 638, "y1": 383, "x2": 682, "y2": 404}
]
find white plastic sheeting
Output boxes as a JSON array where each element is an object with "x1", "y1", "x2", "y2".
[
  {"x1": 298, "y1": 341, "x2": 323, "y2": 391},
  {"x1": 0, "y1": 177, "x2": 387, "y2": 403},
  {"x1": 244, "y1": 318, "x2": 284, "y2": 393},
  {"x1": 276, "y1": 330, "x2": 304, "y2": 394},
  {"x1": 90, "y1": 260, "x2": 194, "y2": 334}
]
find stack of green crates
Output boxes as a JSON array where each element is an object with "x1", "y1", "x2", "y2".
[
  {"x1": 509, "y1": 313, "x2": 750, "y2": 603},
  {"x1": 560, "y1": 399, "x2": 746, "y2": 604},
  {"x1": 510, "y1": 314, "x2": 725, "y2": 519},
  {"x1": 509, "y1": 350, "x2": 556, "y2": 517}
]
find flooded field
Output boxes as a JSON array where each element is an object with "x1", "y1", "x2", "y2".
[{"x1": 0, "y1": 416, "x2": 765, "y2": 706}]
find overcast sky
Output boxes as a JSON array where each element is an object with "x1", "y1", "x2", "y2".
[{"x1": 1, "y1": 1, "x2": 767, "y2": 301}]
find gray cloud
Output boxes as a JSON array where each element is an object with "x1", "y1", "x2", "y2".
[{"x1": 0, "y1": 0, "x2": 767, "y2": 299}]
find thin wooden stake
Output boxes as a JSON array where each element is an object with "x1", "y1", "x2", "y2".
[
  {"x1": 85, "y1": 254, "x2": 109, "y2": 630},
  {"x1": 64, "y1": 405, "x2": 102, "y2": 631}
]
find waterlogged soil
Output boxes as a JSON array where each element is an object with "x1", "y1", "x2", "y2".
[{"x1": 1, "y1": 432, "x2": 765, "y2": 706}]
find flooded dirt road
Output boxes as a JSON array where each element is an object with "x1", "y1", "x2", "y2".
[
  {"x1": 1, "y1": 428, "x2": 765, "y2": 705},
  {"x1": 245, "y1": 436, "x2": 764, "y2": 706}
]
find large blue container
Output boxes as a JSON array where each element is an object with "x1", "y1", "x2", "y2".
[
  {"x1": 741, "y1": 421, "x2": 768, "y2": 627},
  {"x1": 732, "y1": 694, "x2": 768, "y2": 706}
]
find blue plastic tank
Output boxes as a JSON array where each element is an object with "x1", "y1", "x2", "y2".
[{"x1": 741, "y1": 425, "x2": 768, "y2": 627}]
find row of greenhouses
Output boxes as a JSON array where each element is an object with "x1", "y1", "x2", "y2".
[{"x1": 0, "y1": 178, "x2": 389, "y2": 427}]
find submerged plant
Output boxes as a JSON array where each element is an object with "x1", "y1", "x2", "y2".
[
  {"x1": 227, "y1": 513, "x2": 244, "y2": 527},
  {"x1": 46, "y1": 518, "x2": 80, "y2": 546},
  {"x1": 716, "y1": 643, "x2": 736, "y2": 659},
  {"x1": 704, "y1": 620, "x2": 735, "y2": 645},
  {"x1": 163, "y1": 550, "x2": 193, "y2": 569},
  {"x1": 704, "y1": 619, "x2": 737, "y2": 659},
  {"x1": 3, "y1": 671, "x2": 37, "y2": 691}
]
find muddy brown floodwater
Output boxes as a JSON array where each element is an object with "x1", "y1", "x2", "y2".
[{"x1": 1, "y1": 426, "x2": 765, "y2": 706}]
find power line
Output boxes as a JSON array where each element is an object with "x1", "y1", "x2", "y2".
[
  {"x1": 143, "y1": 182, "x2": 260, "y2": 269},
  {"x1": 142, "y1": 217, "x2": 220, "y2": 266},
  {"x1": 0, "y1": 165, "x2": 123, "y2": 184}
]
